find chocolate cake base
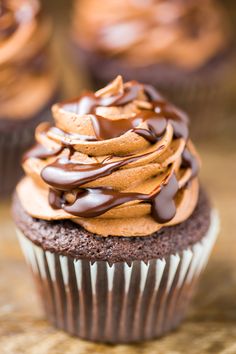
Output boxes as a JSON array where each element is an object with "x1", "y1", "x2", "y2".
[
  {"x1": 13, "y1": 190, "x2": 218, "y2": 343},
  {"x1": 0, "y1": 92, "x2": 59, "y2": 198},
  {"x1": 13, "y1": 189, "x2": 219, "y2": 343},
  {"x1": 13, "y1": 188, "x2": 211, "y2": 263}
]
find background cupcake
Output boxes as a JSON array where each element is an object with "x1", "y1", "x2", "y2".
[
  {"x1": 71, "y1": 0, "x2": 235, "y2": 138},
  {"x1": 13, "y1": 76, "x2": 219, "y2": 343},
  {"x1": 0, "y1": 0, "x2": 59, "y2": 197}
]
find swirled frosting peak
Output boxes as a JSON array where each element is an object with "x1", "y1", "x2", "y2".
[{"x1": 17, "y1": 76, "x2": 200, "y2": 236}]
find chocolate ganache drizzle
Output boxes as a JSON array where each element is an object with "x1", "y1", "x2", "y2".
[{"x1": 18, "y1": 76, "x2": 200, "y2": 237}]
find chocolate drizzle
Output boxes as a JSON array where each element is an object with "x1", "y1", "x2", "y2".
[
  {"x1": 41, "y1": 150, "x2": 161, "y2": 190},
  {"x1": 60, "y1": 82, "x2": 142, "y2": 116},
  {"x1": 151, "y1": 174, "x2": 179, "y2": 223},
  {"x1": 90, "y1": 113, "x2": 168, "y2": 142},
  {"x1": 64, "y1": 187, "x2": 146, "y2": 218},
  {"x1": 22, "y1": 78, "x2": 199, "y2": 229},
  {"x1": 50, "y1": 173, "x2": 179, "y2": 224},
  {"x1": 182, "y1": 148, "x2": 199, "y2": 178},
  {"x1": 59, "y1": 81, "x2": 188, "y2": 142},
  {"x1": 153, "y1": 101, "x2": 189, "y2": 140},
  {"x1": 133, "y1": 114, "x2": 168, "y2": 143},
  {"x1": 23, "y1": 143, "x2": 63, "y2": 161},
  {"x1": 50, "y1": 126, "x2": 97, "y2": 142},
  {"x1": 41, "y1": 143, "x2": 180, "y2": 223},
  {"x1": 90, "y1": 115, "x2": 139, "y2": 140},
  {"x1": 48, "y1": 188, "x2": 63, "y2": 209}
]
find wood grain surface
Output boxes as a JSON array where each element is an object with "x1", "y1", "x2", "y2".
[{"x1": 0, "y1": 0, "x2": 236, "y2": 352}]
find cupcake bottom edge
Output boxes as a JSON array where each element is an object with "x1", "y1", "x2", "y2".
[{"x1": 16, "y1": 210, "x2": 219, "y2": 343}]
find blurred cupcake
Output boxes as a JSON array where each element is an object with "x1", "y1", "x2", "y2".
[
  {"x1": 72, "y1": 0, "x2": 234, "y2": 137},
  {"x1": 0, "y1": 0, "x2": 59, "y2": 197},
  {"x1": 13, "y1": 76, "x2": 219, "y2": 343}
]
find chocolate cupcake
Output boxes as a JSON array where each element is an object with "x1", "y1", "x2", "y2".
[
  {"x1": 0, "y1": 0, "x2": 59, "y2": 197},
  {"x1": 71, "y1": 0, "x2": 234, "y2": 137},
  {"x1": 13, "y1": 76, "x2": 219, "y2": 343}
]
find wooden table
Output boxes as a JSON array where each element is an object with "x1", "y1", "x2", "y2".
[{"x1": 1, "y1": 141, "x2": 236, "y2": 354}]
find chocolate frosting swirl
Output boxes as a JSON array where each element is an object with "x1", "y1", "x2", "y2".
[
  {"x1": 73, "y1": 0, "x2": 228, "y2": 69},
  {"x1": 17, "y1": 76, "x2": 200, "y2": 236},
  {"x1": 0, "y1": 0, "x2": 57, "y2": 120}
]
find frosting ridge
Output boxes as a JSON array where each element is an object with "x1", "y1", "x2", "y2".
[{"x1": 17, "y1": 76, "x2": 200, "y2": 236}]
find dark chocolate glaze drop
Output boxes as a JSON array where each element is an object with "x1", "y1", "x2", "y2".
[
  {"x1": 151, "y1": 174, "x2": 179, "y2": 223},
  {"x1": 58, "y1": 82, "x2": 188, "y2": 143},
  {"x1": 63, "y1": 188, "x2": 146, "y2": 218},
  {"x1": 25, "y1": 81, "x2": 196, "y2": 226},
  {"x1": 41, "y1": 149, "x2": 162, "y2": 191},
  {"x1": 49, "y1": 127, "x2": 97, "y2": 142},
  {"x1": 49, "y1": 172, "x2": 179, "y2": 224},
  {"x1": 182, "y1": 148, "x2": 199, "y2": 178},
  {"x1": 48, "y1": 189, "x2": 63, "y2": 209},
  {"x1": 23, "y1": 144, "x2": 63, "y2": 162}
]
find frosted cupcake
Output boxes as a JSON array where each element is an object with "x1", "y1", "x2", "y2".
[
  {"x1": 71, "y1": 0, "x2": 234, "y2": 136},
  {"x1": 13, "y1": 76, "x2": 219, "y2": 343},
  {"x1": 0, "y1": 0, "x2": 58, "y2": 197}
]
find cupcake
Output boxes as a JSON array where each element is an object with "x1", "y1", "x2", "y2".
[
  {"x1": 0, "y1": 0, "x2": 59, "y2": 197},
  {"x1": 13, "y1": 76, "x2": 219, "y2": 343},
  {"x1": 71, "y1": 0, "x2": 234, "y2": 137}
]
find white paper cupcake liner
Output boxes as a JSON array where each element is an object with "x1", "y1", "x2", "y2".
[{"x1": 16, "y1": 210, "x2": 219, "y2": 343}]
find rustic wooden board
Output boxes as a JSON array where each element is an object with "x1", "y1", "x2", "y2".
[{"x1": 0, "y1": 142, "x2": 236, "y2": 354}]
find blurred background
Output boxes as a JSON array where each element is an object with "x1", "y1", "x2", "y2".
[
  {"x1": 42, "y1": 0, "x2": 236, "y2": 141},
  {"x1": 0, "y1": 0, "x2": 235, "y2": 352}
]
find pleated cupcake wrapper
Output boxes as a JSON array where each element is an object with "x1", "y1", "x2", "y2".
[{"x1": 16, "y1": 210, "x2": 219, "y2": 343}]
